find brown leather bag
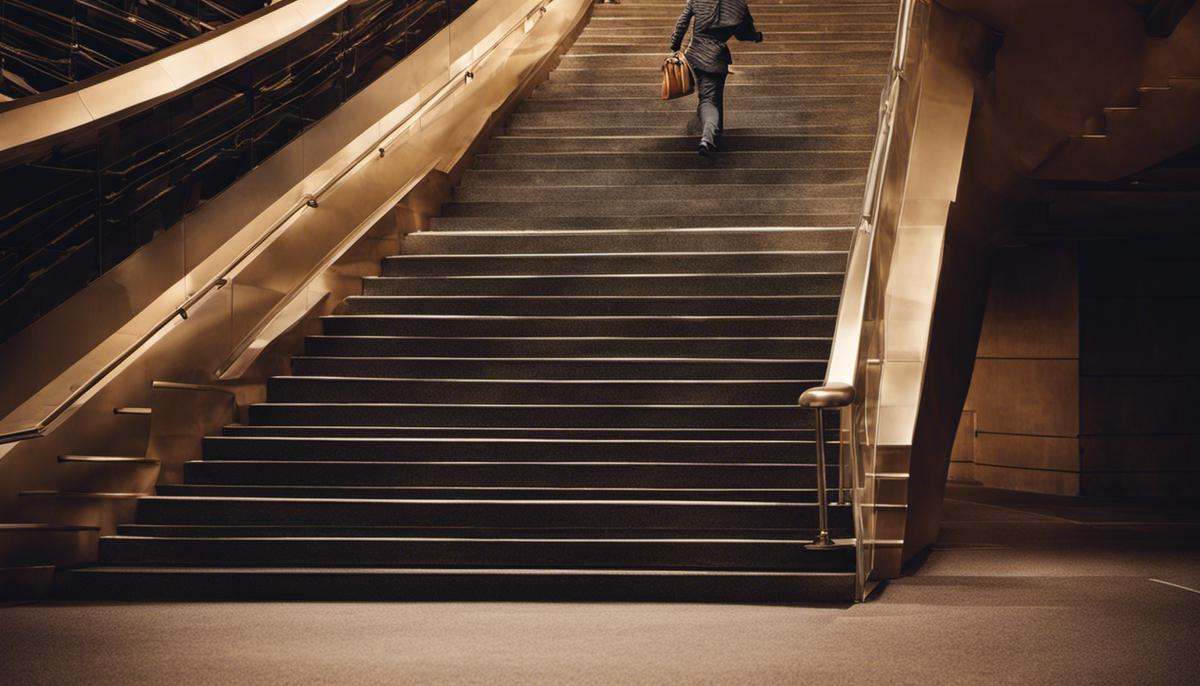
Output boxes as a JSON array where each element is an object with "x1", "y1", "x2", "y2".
[{"x1": 661, "y1": 52, "x2": 694, "y2": 100}]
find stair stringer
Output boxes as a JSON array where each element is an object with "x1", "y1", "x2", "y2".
[{"x1": 1033, "y1": 76, "x2": 1200, "y2": 181}]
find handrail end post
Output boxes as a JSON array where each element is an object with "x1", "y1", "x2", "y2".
[{"x1": 799, "y1": 384, "x2": 856, "y2": 550}]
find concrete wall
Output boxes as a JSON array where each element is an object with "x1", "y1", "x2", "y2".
[
  {"x1": 953, "y1": 237, "x2": 1200, "y2": 498},
  {"x1": 1077, "y1": 238, "x2": 1200, "y2": 498},
  {"x1": 955, "y1": 243, "x2": 1082, "y2": 495}
]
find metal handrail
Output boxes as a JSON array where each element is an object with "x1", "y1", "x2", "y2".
[
  {"x1": 0, "y1": 0, "x2": 555, "y2": 446},
  {"x1": 798, "y1": 0, "x2": 919, "y2": 589}
]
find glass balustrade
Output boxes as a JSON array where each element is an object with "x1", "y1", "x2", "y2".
[
  {"x1": 0, "y1": 0, "x2": 476, "y2": 343},
  {"x1": 0, "y1": 1, "x2": 268, "y2": 99}
]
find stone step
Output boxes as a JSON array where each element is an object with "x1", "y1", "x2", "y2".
[
  {"x1": 97, "y1": 535, "x2": 855, "y2": 571},
  {"x1": 55, "y1": 455, "x2": 161, "y2": 494},
  {"x1": 400, "y1": 227, "x2": 854, "y2": 254},
  {"x1": 593, "y1": 0, "x2": 893, "y2": 5},
  {"x1": 484, "y1": 133, "x2": 874, "y2": 153},
  {"x1": 302, "y1": 335, "x2": 831, "y2": 359},
  {"x1": 246, "y1": 402, "x2": 818, "y2": 429},
  {"x1": 586, "y1": 18, "x2": 897, "y2": 30},
  {"x1": 112, "y1": 523, "x2": 842, "y2": 539},
  {"x1": 359, "y1": 272, "x2": 844, "y2": 296},
  {"x1": 131, "y1": 496, "x2": 852, "y2": 530},
  {"x1": 0, "y1": 523, "x2": 100, "y2": 566},
  {"x1": 533, "y1": 82, "x2": 878, "y2": 98},
  {"x1": 507, "y1": 109, "x2": 879, "y2": 129},
  {"x1": 155, "y1": 484, "x2": 827, "y2": 503},
  {"x1": 436, "y1": 204, "x2": 856, "y2": 222},
  {"x1": 518, "y1": 95, "x2": 877, "y2": 114},
  {"x1": 571, "y1": 35, "x2": 894, "y2": 48},
  {"x1": 593, "y1": 2, "x2": 898, "y2": 12},
  {"x1": 219, "y1": 426, "x2": 826, "y2": 440},
  {"x1": 452, "y1": 183, "x2": 865, "y2": 203},
  {"x1": 290, "y1": 356, "x2": 829, "y2": 380},
  {"x1": 505, "y1": 124, "x2": 876, "y2": 137},
  {"x1": 0, "y1": 565, "x2": 56, "y2": 602},
  {"x1": 182, "y1": 460, "x2": 835, "y2": 488},
  {"x1": 338, "y1": 295, "x2": 839, "y2": 316},
  {"x1": 16, "y1": 492, "x2": 140, "y2": 536},
  {"x1": 437, "y1": 198, "x2": 860, "y2": 218},
  {"x1": 558, "y1": 51, "x2": 892, "y2": 69},
  {"x1": 317, "y1": 314, "x2": 836, "y2": 337},
  {"x1": 55, "y1": 567, "x2": 857, "y2": 602},
  {"x1": 457, "y1": 168, "x2": 867, "y2": 188},
  {"x1": 592, "y1": 0, "x2": 896, "y2": 9},
  {"x1": 429, "y1": 213, "x2": 860, "y2": 230},
  {"x1": 378, "y1": 250, "x2": 847, "y2": 276},
  {"x1": 470, "y1": 148, "x2": 872, "y2": 170},
  {"x1": 547, "y1": 66, "x2": 887, "y2": 83},
  {"x1": 264, "y1": 376, "x2": 823, "y2": 404}
]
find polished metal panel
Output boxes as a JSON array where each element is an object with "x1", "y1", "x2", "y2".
[
  {"x1": 0, "y1": 0, "x2": 501, "y2": 435},
  {"x1": 145, "y1": 382, "x2": 237, "y2": 486},
  {"x1": 809, "y1": 0, "x2": 988, "y2": 593},
  {"x1": 0, "y1": 0, "x2": 342, "y2": 156},
  {"x1": 0, "y1": 0, "x2": 481, "y2": 348},
  {"x1": 0, "y1": 0, "x2": 591, "y2": 526},
  {"x1": 815, "y1": 0, "x2": 929, "y2": 596},
  {"x1": 0, "y1": 0, "x2": 275, "y2": 101}
]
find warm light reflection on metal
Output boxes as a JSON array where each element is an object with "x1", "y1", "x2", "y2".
[
  {"x1": 808, "y1": 0, "x2": 924, "y2": 599},
  {"x1": 0, "y1": 0, "x2": 566, "y2": 449},
  {"x1": 810, "y1": 0, "x2": 982, "y2": 594},
  {"x1": 0, "y1": 0, "x2": 347, "y2": 163}
]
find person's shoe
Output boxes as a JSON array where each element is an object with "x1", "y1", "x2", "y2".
[{"x1": 698, "y1": 139, "x2": 716, "y2": 156}]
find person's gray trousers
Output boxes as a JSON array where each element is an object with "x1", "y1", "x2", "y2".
[{"x1": 693, "y1": 68, "x2": 727, "y2": 143}]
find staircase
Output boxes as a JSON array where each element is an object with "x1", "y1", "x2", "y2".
[
  {"x1": 1034, "y1": 76, "x2": 1200, "y2": 182},
  {"x1": 56, "y1": 0, "x2": 899, "y2": 602}
]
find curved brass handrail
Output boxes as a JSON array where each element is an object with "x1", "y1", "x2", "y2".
[
  {"x1": 0, "y1": 0, "x2": 342, "y2": 166},
  {"x1": 0, "y1": 0, "x2": 556, "y2": 446}
]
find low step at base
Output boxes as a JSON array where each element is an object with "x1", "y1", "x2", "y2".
[
  {"x1": 55, "y1": 567, "x2": 856, "y2": 603},
  {"x1": 114, "y1": 524, "x2": 851, "y2": 540},
  {"x1": 97, "y1": 536, "x2": 857, "y2": 570},
  {"x1": 2, "y1": 565, "x2": 55, "y2": 602}
]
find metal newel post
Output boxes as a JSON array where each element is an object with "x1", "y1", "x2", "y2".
[
  {"x1": 811, "y1": 408, "x2": 833, "y2": 547},
  {"x1": 798, "y1": 383, "x2": 853, "y2": 551},
  {"x1": 838, "y1": 408, "x2": 848, "y2": 505}
]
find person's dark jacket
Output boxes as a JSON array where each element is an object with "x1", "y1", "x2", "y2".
[{"x1": 670, "y1": 0, "x2": 763, "y2": 74}]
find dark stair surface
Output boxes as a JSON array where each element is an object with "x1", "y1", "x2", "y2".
[{"x1": 57, "y1": 0, "x2": 897, "y2": 603}]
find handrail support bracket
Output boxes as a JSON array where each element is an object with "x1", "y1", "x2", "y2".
[{"x1": 798, "y1": 383, "x2": 855, "y2": 551}]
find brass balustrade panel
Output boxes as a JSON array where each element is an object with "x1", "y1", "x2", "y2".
[
  {"x1": 0, "y1": 1, "x2": 488, "y2": 423},
  {"x1": 0, "y1": 0, "x2": 591, "y2": 521},
  {"x1": 823, "y1": 0, "x2": 995, "y2": 591}
]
